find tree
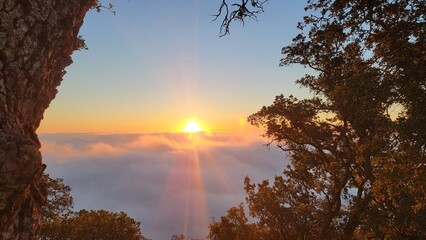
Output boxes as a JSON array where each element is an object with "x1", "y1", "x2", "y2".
[
  {"x1": 210, "y1": 0, "x2": 425, "y2": 239},
  {"x1": 39, "y1": 174, "x2": 146, "y2": 240},
  {"x1": 40, "y1": 209, "x2": 145, "y2": 240},
  {"x1": 0, "y1": 0, "x2": 99, "y2": 238},
  {"x1": 209, "y1": 203, "x2": 264, "y2": 240},
  {"x1": 171, "y1": 234, "x2": 186, "y2": 240},
  {"x1": 41, "y1": 174, "x2": 74, "y2": 222},
  {"x1": 213, "y1": 0, "x2": 267, "y2": 36}
]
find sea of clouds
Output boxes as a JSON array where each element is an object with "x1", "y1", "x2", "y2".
[{"x1": 40, "y1": 132, "x2": 288, "y2": 240}]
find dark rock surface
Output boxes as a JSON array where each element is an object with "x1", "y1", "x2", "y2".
[{"x1": 0, "y1": 0, "x2": 96, "y2": 238}]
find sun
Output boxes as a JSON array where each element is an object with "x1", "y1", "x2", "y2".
[{"x1": 183, "y1": 120, "x2": 203, "y2": 133}]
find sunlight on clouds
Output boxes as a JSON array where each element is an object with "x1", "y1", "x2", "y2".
[
  {"x1": 40, "y1": 132, "x2": 265, "y2": 158},
  {"x1": 40, "y1": 132, "x2": 287, "y2": 239}
]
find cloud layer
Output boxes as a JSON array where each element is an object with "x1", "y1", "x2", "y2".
[{"x1": 40, "y1": 132, "x2": 288, "y2": 240}]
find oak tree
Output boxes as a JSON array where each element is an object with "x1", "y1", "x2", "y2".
[
  {"x1": 210, "y1": 0, "x2": 425, "y2": 239},
  {"x1": 0, "y1": 1, "x2": 100, "y2": 238}
]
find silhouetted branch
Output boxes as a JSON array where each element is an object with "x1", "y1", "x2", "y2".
[
  {"x1": 213, "y1": 0, "x2": 267, "y2": 36},
  {"x1": 94, "y1": 2, "x2": 116, "y2": 15}
]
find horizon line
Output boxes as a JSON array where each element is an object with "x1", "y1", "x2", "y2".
[{"x1": 37, "y1": 128, "x2": 265, "y2": 135}]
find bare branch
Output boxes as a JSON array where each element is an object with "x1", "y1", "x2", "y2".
[{"x1": 212, "y1": 0, "x2": 268, "y2": 36}]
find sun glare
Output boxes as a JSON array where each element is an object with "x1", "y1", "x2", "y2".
[{"x1": 183, "y1": 120, "x2": 203, "y2": 133}]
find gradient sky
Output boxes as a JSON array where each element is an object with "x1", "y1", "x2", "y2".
[{"x1": 37, "y1": 0, "x2": 311, "y2": 133}]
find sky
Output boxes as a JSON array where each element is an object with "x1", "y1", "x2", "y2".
[
  {"x1": 37, "y1": 1, "x2": 314, "y2": 239},
  {"x1": 37, "y1": 0, "x2": 310, "y2": 133}
]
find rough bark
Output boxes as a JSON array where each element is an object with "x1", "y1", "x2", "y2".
[{"x1": 0, "y1": 0, "x2": 96, "y2": 238}]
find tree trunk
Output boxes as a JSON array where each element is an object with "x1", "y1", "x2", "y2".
[{"x1": 0, "y1": 0, "x2": 96, "y2": 238}]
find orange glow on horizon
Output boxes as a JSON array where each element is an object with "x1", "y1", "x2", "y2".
[{"x1": 38, "y1": 109, "x2": 259, "y2": 134}]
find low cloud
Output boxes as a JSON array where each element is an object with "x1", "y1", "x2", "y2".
[{"x1": 40, "y1": 132, "x2": 288, "y2": 240}]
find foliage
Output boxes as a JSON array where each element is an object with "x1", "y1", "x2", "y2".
[
  {"x1": 41, "y1": 209, "x2": 145, "y2": 240},
  {"x1": 40, "y1": 174, "x2": 146, "y2": 240},
  {"x1": 171, "y1": 234, "x2": 186, "y2": 240},
  {"x1": 209, "y1": 203, "x2": 264, "y2": 240},
  {"x1": 93, "y1": 1, "x2": 116, "y2": 15},
  {"x1": 41, "y1": 174, "x2": 74, "y2": 222},
  {"x1": 210, "y1": 0, "x2": 426, "y2": 239}
]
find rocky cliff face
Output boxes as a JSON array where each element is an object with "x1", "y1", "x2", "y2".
[{"x1": 0, "y1": 0, "x2": 96, "y2": 238}]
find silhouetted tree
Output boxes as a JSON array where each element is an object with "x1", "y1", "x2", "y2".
[
  {"x1": 213, "y1": 0, "x2": 267, "y2": 36},
  {"x1": 210, "y1": 0, "x2": 425, "y2": 239}
]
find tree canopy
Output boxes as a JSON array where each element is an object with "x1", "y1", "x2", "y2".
[
  {"x1": 209, "y1": 203, "x2": 263, "y2": 240},
  {"x1": 171, "y1": 234, "x2": 186, "y2": 240},
  {"x1": 41, "y1": 209, "x2": 145, "y2": 240},
  {"x1": 210, "y1": 0, "x2": 426, "y2": 239},
  {"x1": 40, "y1": 174, "x2": 146, "y2": 240}
]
